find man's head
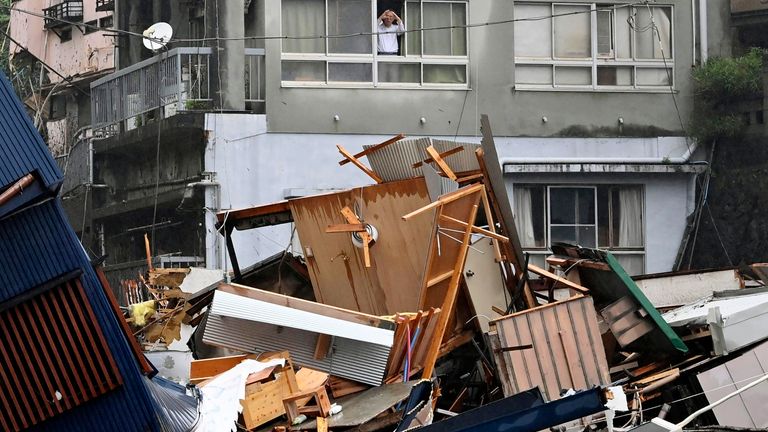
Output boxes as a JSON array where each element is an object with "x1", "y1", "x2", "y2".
[{"x1": 382, "y1": 10, "x2": 396, "y2": 26}]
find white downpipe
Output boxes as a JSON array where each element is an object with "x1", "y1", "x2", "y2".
[
  {"x1": 691, "y1": 0, "x2": 697, "y2": 64},
  {"x1": 499, "y1": 140, "x2": 699, "y2": 165},
  {"x1": 699, "y1": 0, "x2": 708, "y2": 63}
]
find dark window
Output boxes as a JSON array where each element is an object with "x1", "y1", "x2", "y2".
[
  {"x1": 84, "y1": 19, "x2": 97, "y2": 34},
  {"x1": 757, "y1": 110, "x2": 764, "y2": 125},
  {"x1": 99, "y1": 15, "x2": 113, "y2": 29},
  {"x1": 0, "y1": 278, "x2": 123, "y2": 431}
]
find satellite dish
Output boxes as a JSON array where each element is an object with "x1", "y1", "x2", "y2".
[{"x1": 143, "y1": 22, "x2": 173, "y2": 51}]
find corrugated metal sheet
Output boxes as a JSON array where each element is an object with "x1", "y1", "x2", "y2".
[
  {"x1": 204, "y1": 314, "x2": 391, "y2": 386},
  {"x1": 365, "y1": 138, "x2": 479, "y2": 182},
  {"x1": 0, "y1": 71, "x2": 61, "y2": 192},
  {"x1": 145, "y1": 377, "x2": 200, "y2": 432},
  {"x1": 210, "y1": 290, "x2": 394, "y2": 346},
  {"x1": 0, "y1": 69, "x2": 159, "y2": 430},
  {"x1": 492, "y1": 295, "x2": 610, "y2": 402},
  {"x1": 0, "y1": 204, "x2": 159, "y2": 431}
]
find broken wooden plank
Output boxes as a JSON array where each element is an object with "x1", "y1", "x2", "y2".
[
  {"x1": 325, "y1": 223, "x2": 366, "y2": 233},
  {"x1": 425, "y1": 145, "x2": 457, "y2": 181},
  {"x1": 314, "y1": 334, "x2": 332, "y2": 360},
  {"x1": 339, "y1": 134, "x2": 405, "y2": 166},
  {"x1": 527, "y1": 264, "x2": 590, "y2": 294},
  {"x1": 338, "y1": 145, "x2": 384, "y2": 184},
  {"x1": 412, "y1": 146, "x2": 465, "y2": 169},
  {"x1": 439, "y1": 214, "x2": 510, "y2": 243}
]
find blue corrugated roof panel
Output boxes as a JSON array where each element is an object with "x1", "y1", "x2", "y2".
[
  {"x1": 1, "y1": 200, "x2": 161, "y2": 431},
  {"x1": 0, "y1": 71, "x2": 62, "y2": 193}
]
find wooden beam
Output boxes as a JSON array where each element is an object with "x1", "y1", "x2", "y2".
[
  {"x1": 144, "y1": 233, "x2": 153, "y2": 271},
  {"x1": 325, "y1": 223, "x2": 366, "y2": 233},
  {"x1": 0, "y1": 173, "x2": 35, "y2": 206},
  {"x1": 480, "y1": 191, "x2": 504, "y2": 262},
  {"x1": 402, "y1": 183, "x2": 485, "y2": 220},
  {"x1": 216, "y1": 200, "x2": 291, "y2": 224},
  {"x1": 425, "y1": 145, "x2": 457, "y2": 181},
  {"x1": 439, "y1": 214, "x2": 510, "y2": 243},
  {"x1": 527, "y1": 264, "x2": 590, "y2": 294},
  {"x1": 412, "y1": 146, "x2": 465, "y2": 169},
  {"x1": 338, "y1": 134, "x2": 405, "y2": 166},
  {"x1": 426, "y1": 270, "x2": 455, "y2": 288},
  {"x1": 337, "y1": 145, "x2": 384, "y2": 184},
  {"x1": 314, "y1": 334, "x2": 332, "y2": 360}
]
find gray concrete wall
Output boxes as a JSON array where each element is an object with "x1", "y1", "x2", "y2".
[{"x1": 259, "y1": 0, "x2": 697, "y2": 137}]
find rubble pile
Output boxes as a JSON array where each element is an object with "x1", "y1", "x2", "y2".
[{"x1": 118, "y1": 120, "x2": 768, "y2": 431}]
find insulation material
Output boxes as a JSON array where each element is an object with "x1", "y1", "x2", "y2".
[
  {"x1": 193, "y1": 358, "x2": 285, "y2": 432},
  {"x1": 492, "y1": 295, "x2": 610, "y2": 401}
]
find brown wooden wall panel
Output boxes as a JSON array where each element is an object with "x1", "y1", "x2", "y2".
[
  {"x1": 289, "y1": 178, "x2": 433, "y2": 315},
  {"x1": 0, "y1": 279, "x2": 122, "y2": 431},
  {"x1": 493, "y1": 295, "x2": 609, "y2": 402}
]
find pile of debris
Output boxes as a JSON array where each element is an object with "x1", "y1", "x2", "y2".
[{"x1": 124, "y1": 118, "x2": 768, "y2": 431}]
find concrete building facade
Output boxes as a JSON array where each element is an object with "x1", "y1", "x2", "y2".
[{"x1": 9, "y1": 0, "x2": 742, "y2": 290}]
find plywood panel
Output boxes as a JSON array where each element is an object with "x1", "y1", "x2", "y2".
[{"x1": 289, "y1": 178, "x2": 433, "y2": 315}]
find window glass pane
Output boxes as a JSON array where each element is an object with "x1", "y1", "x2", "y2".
[
  {"x1": 636, "y1": 68, "x2": 671, "y2": 86},
  {"x1": 451, "y1": 3, "x2": 467, "y2": 56},
  {"x1": 282, "y1": 61, "x2": 326, "y2": 81},
  {"x1": 577, "y1": 225, "x2": 597, "y2": 247},
  {"x1": 516, "y1": 65, "x2": 553, "y2": 85},
  {"x1": 598, "y1": 186, "x2": 610, "y2": 247},
  {"x1": 615, "y1": 6, "x2": 631, "y2": 59},
  {"x1": 615, "y1": 254, "x2": 644, "y2": 276},
  {"x1": 554, "y1": 4, "x2": 591, "y2": 58},
  {"x1": 514, "y1": 185, "x2": 546, "y2": 248},
  {"x1": 515, "y1": 4, "x2": 552, "y2": 58},
  {"x1": 597, "y1": 10, "x2": 613, "y2": 57},
  {"x1": 329, "y1": 63, "x2": 372, "y2": 82},
  {"x1": 612, "y1": 186, "x2": 644, "y2": 247},
  {"x1": 423, "y1": 2, "x2": 451, "y2": 55},
  {"x1": 635, "y1": 6, "x2": 672, "y2": 59},
  {"x1": 424, "y1": 64, "x2": 466, "y2": 83},
  {"x1": 555, "y1": 67, "x2": 591, "y2": 86},
  {"x1": 328, "y1": 0, "x2": 372, "y2": 54},
  {"x1": 550, "y1": 188, "x2": 576, "y2": 224},
  {"x1": 282, "y1": 0, "x2": 325, "y2": 53},
  {"x1": 406, "y1": 1, "x2": 421, "y2": 55},
  {"x1": 597, "y1": 66, "x2": 633, "y2": 86},
  {"x1": 577, "y1": 188, "x2": 595, "y2": 224},
  {"x1": 551, "y1": 225, "x2": 577, "y2": 245},
  {"x1": 378, "y1": 62, "x2": 420, "y2": 82}
]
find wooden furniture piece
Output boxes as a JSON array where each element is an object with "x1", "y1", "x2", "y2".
[{"x1": 282, "y1": 385, "x2": 332, "y2": 423}]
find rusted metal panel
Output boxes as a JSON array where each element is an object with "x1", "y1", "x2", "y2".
[
  {"x1": 0, "y1": 280, "x2": 123, "y2": 431},
  {"x1": 493, "y1": 296, "x2": 610, "y2": 401}
]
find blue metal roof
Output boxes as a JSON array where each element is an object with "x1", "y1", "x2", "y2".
[
  {"x1": 0, "y1": 70, "x2": 160, "y2": 430},
  {"x1": 1, "y1": 200, "x2": 160, "y2": 431},
  {"x1": 0, "y1": 71, "x2": 62, "y2": 193}
]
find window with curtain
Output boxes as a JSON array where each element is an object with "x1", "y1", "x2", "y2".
[
  {"x1": 280, "y1": 0, "x2": 469, "y2": 87},
  {"x1": 514, "y1": 2, "x2": 673, "y2": 90},
  {"x1": 514, "y1": 184, "x2": 645, "y2": 275}
]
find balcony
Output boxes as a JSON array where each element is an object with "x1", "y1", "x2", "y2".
[
  {"x1": 90, "y1": 47, "x2": 265, "y2": 136},
  {"x1": 43, "y1": 1, "x2": 83, "y2": 29},
  {"x1": 95, "y1": 0, "x2": 114, "y2": 12}
]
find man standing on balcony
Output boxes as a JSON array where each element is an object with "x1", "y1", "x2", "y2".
[{"x1": 377, "y1": 10, "x2": 405, "y2": 55}]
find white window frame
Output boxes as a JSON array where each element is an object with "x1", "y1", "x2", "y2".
[
  {"x1": 280, "y1": 0, "x2": 470, "y2": 89},
  {"x1": 515, "y1": 183, "x2": 646, "y2": 274},
  {"x1": 514, "y1": 2, "x2": 674, "y2": 92},
  {"x1": 547, "y1": 185, "x2": 599, "y2": 248}
]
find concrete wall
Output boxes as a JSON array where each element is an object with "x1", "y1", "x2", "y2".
[
  {"x1": 10, "y1": 0, "x2": 115, "y2": 82},
  {"x1": 260, "y1": 0, "x2": 697, "y2": 137}
]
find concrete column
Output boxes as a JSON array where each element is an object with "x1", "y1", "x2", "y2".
[{"x1": 206, "y1": 0, "x2": 246, "y2": 111}]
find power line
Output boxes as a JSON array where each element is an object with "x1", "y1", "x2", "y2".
[{"x1": 1, "y1": 1, "x2": 649, "y2": 45}]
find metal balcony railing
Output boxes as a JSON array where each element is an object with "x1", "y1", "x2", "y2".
[
  {"x1": 43, "y1": 1, "x2": 84, "y2": 29},
  {"x1": 95, "y1": 0, "x2": 114, "y2": 12},
  {"x1": 90, "y1": 47, "x2": 266, "y2": 135}
]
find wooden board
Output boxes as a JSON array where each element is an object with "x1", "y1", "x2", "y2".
[
  {"x1": 190, "y1": 354, "x2": 250, "y2": 385},
  {"x1": 241, "y1": 372, "x2": 294, "y2": 429},
  {"x1": 289, "y1": 178, "x2": 434, "y2": 315}
]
